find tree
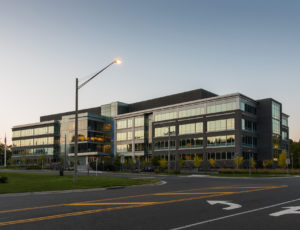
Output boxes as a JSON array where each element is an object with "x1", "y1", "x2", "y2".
[
  {"x1": 159, "y1": 158, "x2": 168, "y2": 170},
  {"x1": 21, "y1": 157, "x2": 28, "y2": 166},
  {"x1": 178, "y1": 157, "x2": 185, "y2": 168},
  {"x1": 0, "y1": 143, "x2": 12, "y2": 165},
  {"x1": 151, "y1": 155, "x2": 160, "y2": 167},
  {"x1": 233, "y1": 155, "x2": 244, "y2": 169},
  {"x1": 290, "y1": 139, "x2": 300, "y2": 168},
  {"x1": 128, "y1": 157, "x2": 135, "y2": 167},
  {"x1": 38, "y1": 154, "x2": 46, "y2": 168},
  {"x1": 250, "y1": 157, "x2": 256, "y2": 169},
  {"x1": 209, "y1": 158, "x2": 216, "y2": 168},
  {"x1": 193, "y1": 155, "x2": 203, "y2": 168},
  {"x1": 278, "y1": 151, "x2": 287, "y2": 168},
  {"x1": 113, "y1": 155, "x2": 121, "y2": 169}
]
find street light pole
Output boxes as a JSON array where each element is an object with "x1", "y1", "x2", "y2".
[
  {"x1": 73, "y1": 59, "x2": 122, "y2": 182},
  {"x1": 4, "y1": 134, "x2": 7, "y2": 167},
  {"x1": 248, "y1": 150, "x2": 251, "y2": 176},
  {"x1": 168, "y1": 126, "x2": 170, "y2": 173}
]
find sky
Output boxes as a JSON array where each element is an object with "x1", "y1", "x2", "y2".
[{"x1": 0, "y1": 0, "x2": 299, "y2": 144}]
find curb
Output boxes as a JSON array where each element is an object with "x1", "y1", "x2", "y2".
[{"x1": 0, "y1": 180, "x2": 165, "y2": 198}]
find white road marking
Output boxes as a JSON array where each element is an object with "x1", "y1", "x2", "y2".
[
  {"x1": 207, "y1": 200, "x2": 242, "y2": 210},
  {"x1": 170, "y1": 198, "x2": 300, "y2": 230},
  {"x1": 270, "y1": 206, "x2": 300, "y2": 216}
]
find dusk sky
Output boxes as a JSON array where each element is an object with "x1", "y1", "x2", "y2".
[{"x1": 0, "y1": 0, "x2": 299, "y2": 144}]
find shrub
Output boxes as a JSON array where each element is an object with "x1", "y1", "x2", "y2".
[
  {"x1": 193, "y1": 156, "x2": 203, "y2": 168},
  {"x1": 209, "y1": 158, "x2": 216, "y2": 167},
  {"x1": 0, "y1": 176, "x2": 8, "y2": 183},
  {"x1": 178, "y1": 157, "x2": 185, "y2": 168},
  {"x1": 263, "y1": 160, "x2": 273, "y2": 168},
  {"x1": 159, "y1": 158, "x2": 168, "y2": 169},
  {"x1": 233, "y1": 155, "x2": 244, "y2": 169},
  {"x1": 151, "y1": 156, "x2": 160, "y2": 167},
  {"x1": 250, "y1": 157, "x2": 256, "y2": 169},
  {"x1": 278, "y1": 152, "x2": 287, "y2": 168}
]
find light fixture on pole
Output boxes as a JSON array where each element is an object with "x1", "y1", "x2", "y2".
[{"x1": 74, "y1": 58, "x2": 122, "y2": 182}]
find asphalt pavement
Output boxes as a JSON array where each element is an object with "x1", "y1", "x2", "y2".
[{"x1": 0, "y1": 171, "x2": 300, "y2": 230}]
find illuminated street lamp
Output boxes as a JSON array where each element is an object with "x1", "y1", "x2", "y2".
[{"x1": 74, "y1": 58, "x2": 122, "y2": 182}]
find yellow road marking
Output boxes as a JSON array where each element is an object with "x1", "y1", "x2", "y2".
[
  {"x1": 67, "y1": 202, "x2": 159, "y2": 206},
  {"x1": 0, "y1": 184, "x2": 247, "y2": 214},
  {"x1": 154, "y1": 192, "x2": 235, "y2": 195},
  {"x1": 0, "y1": 185, "x2": 288, "y2": 227}
]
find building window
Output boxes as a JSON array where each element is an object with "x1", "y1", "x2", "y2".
[
  {"x1": 207, "y1": 101, "x2": 237, "y2": 114},
  {"x1": 272, "y1": 119, "x2": 280, "y2": 135},
  {"x1": 179, "y1": 107, "x2": 205, "y2": 118},
  {"x1": 282, "y1": 117, "x2": 288, "y2": 127},
  {"x1": 135, "y1": 130, "x2": 144, "y2": 140},
  {"x1": 154, "y1": 140, "x2": 176, "y2": 150},
  {"x1": 207, "y1": 135, "x2": 235, "y2": 147},
  {"x1": 155, "y1": 111, "x2": 177, "y2": 122},
  {"x1": 117, "y1": 144, "x2": 128, "y2": 153},
  {"x1": 207, "y1": 119, "x2": 235, "y2": 132},
  {"x1": 242, "y1": 136, "x2": 257, "y2": 148},
  {"x1": 154, "y1": 126, "x2": 176, "y2": 137},
  {"x1": 117, "y1": 132, "x2": 127, "y2": 141},
  {"x1": 273, "y1": 135, "x2": 280, "y2": 149},
  {"x1": 241, "y1": 102, "x2": 256, "y2": 114},
  {"x1": 282, "y1": 131, "x2": 288, "y2": 141},
  {"x1": 135, "y1": 117, "x2": 144, "y2": 127},
  {"x1": 242, "y1": 119, "x2": 257, "y2": 132},
  {"x1": 135, "y1": 143, "x2": 145, "y2": 151},
  {"x1": 179, "y1": 122, "x2": 203, "y2": 135},
  {"x1": 117, "y1": 120, "x2": 127, "y2": 129},
  {"x1": 128, "y1": 119, "x2": 133, "y2": 128},
  {"x1": 12, "y1": 130, "x2": 21, "y2": 138},
  {"x1": 272, "y1": 102, "x2": 280, "y2": 120},
  {"x1": 179, "y1": 138, "x2": 203, "y2": 149},
  {"x1": 127, "y1": 132, "x2": 132, "y2": 140}
]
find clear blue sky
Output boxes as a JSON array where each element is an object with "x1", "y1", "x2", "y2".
[{"x1": 0, "y1": 0, "x2": 299, "y2": 143}]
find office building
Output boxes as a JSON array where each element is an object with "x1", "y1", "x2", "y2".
[{"x1": 11, "y1": 88, "x2": 289, "y2": 168}]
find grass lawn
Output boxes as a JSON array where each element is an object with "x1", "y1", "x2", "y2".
[{"x1": 0, "y1": 172, "x2": 159, "y2": 194}]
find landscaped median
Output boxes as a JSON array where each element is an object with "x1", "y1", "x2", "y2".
[
  {"x1": 0, "y1": 172, "x2": 159, "y2": 194},
  {"x1": 212, "y1": 168, "x2": 300, "y2": 177}
]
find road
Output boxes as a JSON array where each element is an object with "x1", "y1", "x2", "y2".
[{"x1": 0, "y1": 173, "x2": 300, "y2": 230}]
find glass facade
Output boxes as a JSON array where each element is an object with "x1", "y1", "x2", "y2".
[
  {"x1": 60, "y1": 113, "x2": 113, "y2": 156},
  {"x1": 179, "y1": 122, "x2": 203, "y2": 135},
  {"x1": 154, "y1": 140, "x2": 176, "y2": 150},
  {"x1": 282, "y1": 117, "x2": 288, "y2": 127},
  {"x1": 179, "y1": 138, "x2": 203, "y2": 149},
  {"x1": 207, "y1": 119, "x2": 234, "y2": 132},
  {"x1": 207, "y1": 135, "x2": 235, "y2": 147},
  {"x1": 155, "y1": 111, "x2": 177, "y2": 122},
  {"x1": 207, "y1": 101, "x2": 237, "y2": 114},
  {"x1": 242, "y1": 119, "x2": 257, "y2": 132},
  {"x1": 12, "y1": 126, "x2": 55, "y2": 138},
  {"x1": 241, "y1": 102, "x2": 256, "y2": 114},
  {"x1": 179, "y1": 107, "x2": 205, "y2": 118},
  {"x1": 135, "y1": 117, "x2": 144, "y2": 127},
  {"x1": 282, "y1": 131, "x2": 288, "y2": 141},
  {"x1": 154, "y1": 126, "x2": 176, "y2": 137},
  {"x1": 242, "y1": 136, "x2": 257, "y2": 148},
  {"x1": 134, "y1": 130, "x2": 144, "y2": 140}
]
